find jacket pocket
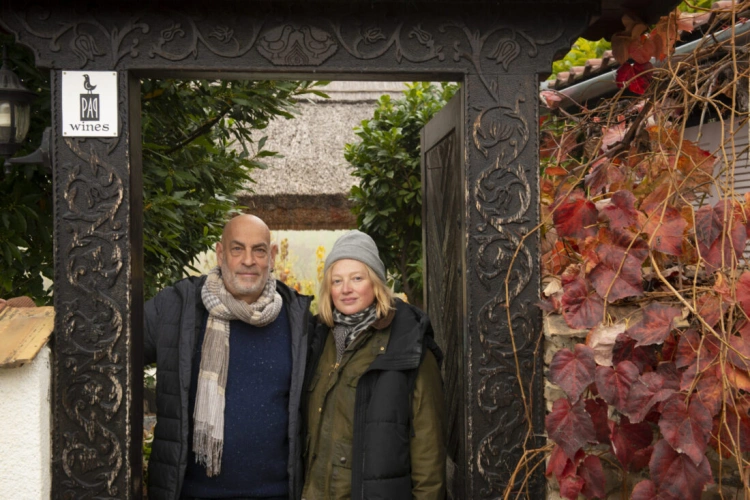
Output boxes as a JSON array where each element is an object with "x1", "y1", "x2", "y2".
[
  {"x1": 331, "y1": 440, "x2": 352, "y2": 469},
  {"x1": 330, "y1": 440, "x2": 353, "y2": 500}
]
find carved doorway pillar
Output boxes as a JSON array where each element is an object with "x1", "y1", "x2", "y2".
[{"x1": 1, "y1": 2, "x2": 596, "y2": 498}]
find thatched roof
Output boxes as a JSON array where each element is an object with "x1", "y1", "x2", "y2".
[{"x1": 241, "y1": 81, "x2": 406, "y2": 197}]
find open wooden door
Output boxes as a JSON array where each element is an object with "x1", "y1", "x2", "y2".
[{"x1": 421, "y1": 88, "x2": 466, "y2": 498}]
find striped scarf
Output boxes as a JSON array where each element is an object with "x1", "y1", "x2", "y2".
[
  {"x1": 332, "y1": 304, "x2": 378, "y2": 362},
  {"x1": 193, "y1": 266, "x2": 282, "y2": 476}
]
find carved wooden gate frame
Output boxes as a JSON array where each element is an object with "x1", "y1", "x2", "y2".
[{"x1": 1, "y1": 2, "x2": 596, "y2": 498}]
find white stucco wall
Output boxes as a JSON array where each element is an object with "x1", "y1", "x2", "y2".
[{"x1": 0, "y1": 345, "x2": 51, "y2": 499}]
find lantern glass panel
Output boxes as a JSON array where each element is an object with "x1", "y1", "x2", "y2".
[
  {"x1": 0, "y1": 102, "x2": 10, "y2": 143},
  {"x1": 15, "y1": 102, "x2": 30, "y2": 142}
]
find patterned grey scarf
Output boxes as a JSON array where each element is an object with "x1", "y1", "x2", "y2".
[
  {"x1": 194, "y1": 266, "x2": 283, "y2": 476},
  {"x1": 332, "y1": 304, "x2": 378, "y2": 362}
]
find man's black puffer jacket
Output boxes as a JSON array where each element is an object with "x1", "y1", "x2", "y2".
[{"x1": 144, "y1": 275, "x2": 312, "y2": 500}]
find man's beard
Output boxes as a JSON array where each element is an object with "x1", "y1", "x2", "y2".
[{"x1": 220, "y1": 262, "x2": 267, "y2": 298}]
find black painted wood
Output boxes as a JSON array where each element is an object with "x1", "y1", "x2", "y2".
[
  {"x1": 421, "y1": 88, "x2": 467, "y2": 498},
  {"x1": 0, "y1": 1, "x2": 598, "y2": 498}
]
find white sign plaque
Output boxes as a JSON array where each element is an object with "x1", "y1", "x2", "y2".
[{"x1": 62, "y1": 71, "x2": 118, "y2": 137}]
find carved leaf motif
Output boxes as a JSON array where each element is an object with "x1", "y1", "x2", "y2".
[
  {"x1": 488, "y1": 38, "x2": 521, "y2": 71},
  {"x1": 257, "y1": 25, "x2": 338, "y2": 66},
  {"x1": 209, "y1": 26, "x2": 235, "y2": 44},
  {"x1": 362, "y1": 27, "x2": 387, "y2": 44},
  {"x1": 409, "y1": 24, "x2": 433, "y2": 47},
  {"x1": 160, "y1": 23, "x2": 185, "y2": 43},
  {"x1": 71, "y1": 31, "x2": 105, "y2": 66},
  {"x1": 472, "y1": 103, "x2": 529, "y2": 160}
]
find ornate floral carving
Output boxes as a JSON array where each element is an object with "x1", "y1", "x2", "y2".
[
  {"x1": 13, "y1": 12, "x2": 149, "y2": 68},
  {"x1": 209, "y1": 25, "x2": 235, "y2": 44},
  {"x1": 70, "y1": 31, "x2": 105, "y2": 66},
  {"x1": 53, "y1": 83, "x2": 128, "y2": 498},
  {"x1": 488, "y1": 39, "x2": 521, "y2": 71},
  {"x1": 257, "y1": 25, "x2": 338, "y2": 66},
  {"x1": 149, "y1": 16, "x2": 263, "y2": 61},
  {"x1": 468, "y1": 87, "x2": 542, "y2": 496},
  {"x1": 334, "y1": 22, "x2": 444, "y2": 63},
  {"x1": 361, "y1": 27, "x2": 386, "y2": 45}
]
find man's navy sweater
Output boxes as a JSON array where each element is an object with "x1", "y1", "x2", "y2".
[{"x1": 181, "y1": 303, "x2": 292, "y2": 499}]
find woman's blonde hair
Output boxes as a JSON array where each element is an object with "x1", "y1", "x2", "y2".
[{"x1": 318, "y1": 261, "x2": 394, "y2": 327}]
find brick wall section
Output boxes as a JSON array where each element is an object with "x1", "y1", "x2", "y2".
[{"x1": 238, "y1": 193, "x2": 357, "y2": 230}]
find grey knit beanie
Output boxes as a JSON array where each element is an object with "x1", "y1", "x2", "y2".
[{"x1": 324, "y1": 230, "x2": 386, "y2": 282}]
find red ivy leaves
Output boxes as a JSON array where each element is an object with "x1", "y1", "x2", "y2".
[
  {"x1": 625, "y1": 303, "x2": 682, "y2": 347},
  {"x1": 696, "y1": 200, "x2": 749, "y2": 271},
  {"x1": 649, "y1": 439, "x2": 713, "y2": 500},
  {"x1": 658, "y1": 396, "x2": 712, "y2": 465},
  {"x1": 550, "y1": 345, "x2": 596, "y2": 401},
  {"x1": 616, "y1": 62, "x2": 653, "y2": 95},
  {"x1": 600, "y1": 190, "x2": 640, "y2": 230},
  {"x1": 610, "y1": 416, "x2": 654, "y2": 471},
  {"x1": 623, "y1": 372, "x2": 675, "y2": 423},
  {"x1": 585, "y1": 397, "x2": 611, "y2": 445},
  {"x1": 596, "y1": 360, "x2": 639, "y2": 411},
  {"x1": 554, "y1": 189, "x2": 599, "y2": 240},
  {"x1": 589, "y1": 241, "x2": 645, "y2": 302},
  {"x1": 546, "y1": 446, "x2": 606, "y2": 499},
  {"x1": 631, "y1": 480, "x2": 657, "y2": 500},
  {"x1": 561, "y1": 276, "x2": 604, "y2": 329},
  {"x1": 546, "y1": 398, "x2": 596, "y2": 459},
  {"x1": 578, "y1": 455, "x2": 606, "y2": 499},
  {"x1": 642, "y1": 206, "x2": 687, "y2": 256},
  {"x1": 585, "y1": 158, "x2": 625, "y2": 195}
]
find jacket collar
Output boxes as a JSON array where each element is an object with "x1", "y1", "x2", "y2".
[{"x1": 367, "y1": 299, "x2": 432, "y2": 372}]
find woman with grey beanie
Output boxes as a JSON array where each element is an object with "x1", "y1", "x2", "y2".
[{"x1": 301, "y1": 230, "x2": 446, "y2": 500}]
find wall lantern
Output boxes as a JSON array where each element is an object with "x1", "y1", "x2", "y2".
[{"x1": 0, "y1": 45, "x2": 36, "y2": 163}]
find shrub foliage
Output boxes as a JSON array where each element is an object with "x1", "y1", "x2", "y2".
[{"x1": 345, "y1": 82, "x2": 458, "y2": 306}]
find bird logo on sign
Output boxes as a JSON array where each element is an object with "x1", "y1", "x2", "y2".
[
  {"x1": 83, "y1": 74, "x2": 97, "y2": 94},
  {"x1": 80, "y1": 74, "x2": 100, "y2": 121}
]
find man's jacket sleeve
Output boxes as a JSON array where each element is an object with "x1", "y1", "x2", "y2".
[{"x1": 144, "y1": 295, "x2": 160, "y2": 365}]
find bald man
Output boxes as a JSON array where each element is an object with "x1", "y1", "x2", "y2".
[{"x1": 144, "y1": 215, "x2": 313, "y2": 500}]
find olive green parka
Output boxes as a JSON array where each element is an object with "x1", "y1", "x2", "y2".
[{"x1": 302, "y1": 299, "x2": 446, "y2": 500}]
